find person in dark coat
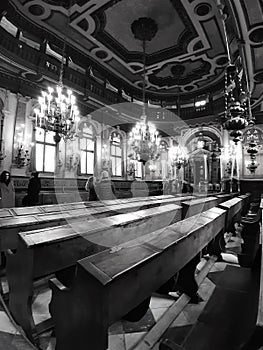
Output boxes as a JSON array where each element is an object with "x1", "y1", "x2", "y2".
[
  {"x1": 85, "y1": 176, "x2": 99, "y2": 201},
  {"x1": 26, "y1": 171, "x2": 41, "y2": 206},
  {"x1": 0, "y1": 170, "x2": 15, "y2": 208}
]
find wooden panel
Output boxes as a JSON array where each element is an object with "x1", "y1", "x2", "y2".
[
  {"x1": 48, "y1": 208, "x2": 226, "y2": 350},
  {"x1": 181, "y1": 197, "x2": 219, "y2": 219}
]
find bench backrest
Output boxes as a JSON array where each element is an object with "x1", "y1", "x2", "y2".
[
  {"x1": 181, "y1": 196, "x2": 219, "y2": 219},
  {"x1": 0, "y1": 194, "x2": 175, "y2": 218},
  {"x1": 0, "y1": 196, "x2": 189, "y2": 251},
  {"x1": 218, "y1": 197, "x2": 243, "y2": 229},
  {"x1": 12, "y1": 203, "x2": 182, "y2": 279},
  {"x1": 49, "y1": 207, "x2": 226, "y2": 350}
]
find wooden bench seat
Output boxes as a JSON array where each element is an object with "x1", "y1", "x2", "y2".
[
  {"x1": 49, "y1": 207, "x2": 227, "y2": 350},
  {"x1": 6, "y1": 203, "x2": 182, "y2": 342},
  {"x1": 0, "y1": 196, "x2": 191, "y2": 252}
]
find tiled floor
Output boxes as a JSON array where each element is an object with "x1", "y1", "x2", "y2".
[{"x1": 0, "y1": 255, "x2": 239, "y2": 350}]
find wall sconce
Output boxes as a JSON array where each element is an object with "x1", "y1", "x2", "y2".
[{"x1": 15, "y1": 143, "x2": 31, "y2": 168}]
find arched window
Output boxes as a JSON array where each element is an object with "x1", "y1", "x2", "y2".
[
  {"x1": 35, "y1": 128, "x2": 56, "y2": 172},
  {"x1": 79, "y1": 124, "x2": 95, "y2": 175},
  {"x1": 110, "y1": 130, "x2": 122, "y2": 177}
]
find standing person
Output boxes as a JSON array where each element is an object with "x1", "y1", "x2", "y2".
[
  {"x1": 26, "y1": 171, "x2": 41, "y2": 206},
  {"x1": 85, "y1": 176, "x2": 98, "y2": 201},
  {"x1": 0, "y1": 170, "x2": 15, "y2": 208}
]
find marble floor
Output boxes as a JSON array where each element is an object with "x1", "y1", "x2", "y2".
[{"x1": 0, "y1": 253, "x2": 241, "y2": 350}]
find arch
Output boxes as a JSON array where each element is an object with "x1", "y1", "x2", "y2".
[{"x1": 181, "y1": 125, "x2": 222, "y2": 146}]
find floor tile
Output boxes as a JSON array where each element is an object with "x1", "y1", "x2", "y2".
[
  {"x1": 32, "y1": 289, "x2": 51, "y2": 325},
  {"x1": 124, "y1": 331, "x2": 147, "y2": 349},
  {"x1": 108, "y1": 333, "x2": 126, "y2": 350},
  {"x1": 209, "y1": 261, "x2": 227, "y2": 272},
  {"x1": 0, "y1": 311, "x2": 19, "y2": 335},
  {"x1": 150, "y1": 295, "x2": 174, "y2": 309},
  {"x1": 122, "y1": 308, "x2": 155, "y2": 333},
  {"x1": 183, "y1": 302, "x2": 207, "y2": 324},
  {"x1": 151, "y1": 307, "x2": 169, "y2": 322},
  {"x1": 170, "y1": 312, "x2": 190, "y2": 327},
  {"x1": 197, "y1": 278, "x2": 216, "y2": 301}
]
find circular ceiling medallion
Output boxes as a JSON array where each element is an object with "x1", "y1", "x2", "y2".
[
  {"x1": 92, "y1": 48, "x2": 111, "y2": 62},
  {"x1": 95, "y1": 50, "x2": 108, "y2": 60},
  {"x1": 195, "y1": 3, "x2": 212, "y2": 17},
  {"x1": 254, "y1": 71, "x2": 263, "y2": 83},
  {"x1": 28, "y1": 4, "x2": 45, "y2": 16},
  {"x1": 249, "y1": 27, "x2": 263, "y2": 44},
  {"x1": 216, "y1": 56, "x2": 228, "y2": 66}
]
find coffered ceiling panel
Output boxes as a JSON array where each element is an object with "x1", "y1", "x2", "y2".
[{"x1": 8, "y1": 0, "x2": 229, "y2": 99}]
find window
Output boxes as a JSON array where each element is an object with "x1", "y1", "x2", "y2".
[
  {"x1": 134, "y1": 160, "x2": 142, "y2": 178},
  {"x1": 110, "y1": 132, "x2": 122, "y2": 177},
  {"x1": 79, "y1": 125, "x2": 95, "y2": 175},
  {"x1": 35, "y1": 128, "x2": 56, "y2": 172}
]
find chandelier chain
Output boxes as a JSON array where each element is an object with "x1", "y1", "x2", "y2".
[{"x1": 58, "y1": 40, "x2": 66, "y2": 88}]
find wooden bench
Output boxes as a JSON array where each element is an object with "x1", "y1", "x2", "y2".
[
  {"x1": 0, "y1": 196, "x2": 192, "y2": 253},
  {"x1": 181, "y1": 196, "x2": 219, "y2": 219},
  {"x1": 239, "y1": 198, "x2": 263, "y2": 350},
  {"x1": 238, "y1": 201, "x2": 261, "y2": 268},
  {"x1": 5, "y1": 193, "x2": 245, "y2": 343},
  {"x1": 6, "y1": 203, "x2": 182, "y2": 342},
  {"x1": 49, "y1": 207, "x2": 227, "y2": 350}
]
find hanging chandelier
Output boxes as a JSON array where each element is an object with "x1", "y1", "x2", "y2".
[
  {"x1": 246, "y1": 127, "x2": 259, "y2": 173},
  {"x1": 128, "y1": 17, "x2": 161, "y2": 165},
  {"x1": 169, "y1": 142, "x2": 188, "y2": 169},
  {"x1": 223, "y1": 64, "x2": 248, "y2": 144},
  {"x1": 34, "y1": 42, "x2": 80, "y2": 143},
  {"x1": 217, "y1": 3, "x2": 248, "y2": 144}
]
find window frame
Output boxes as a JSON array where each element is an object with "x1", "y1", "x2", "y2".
[
  {"x1": 110, "y1": 132, "x2": 123, "y2": 177},
  {"x1": 79, "y1": 124, "x2": 95, "y2": 176},
  {"x1": 35, "y1": 127, "x2": 56, "y2": 173}
]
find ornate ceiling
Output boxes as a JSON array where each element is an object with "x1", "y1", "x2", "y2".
[
  {"x1": 6, "y1": 0, "x2": 230, "y2": 100},
  {"x1": 1, "y1": 0, "x2": 263, "y2": 110}
]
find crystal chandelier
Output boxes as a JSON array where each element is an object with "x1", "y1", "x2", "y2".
[
  {"x1": 129, "y1": 17, "x2": 161, "y2": 165},
  {"x1": 34, "y1": 42, "x2": 80, "y2": 143},
  {"x1": 169, "y1": 142, "x2": 188, "y2": 169}
]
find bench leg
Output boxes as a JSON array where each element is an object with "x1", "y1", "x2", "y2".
[
  {"x1": 207, "y1": 229, "x2": 225, "y2": 260},
  {"x1": 49, "y1": 277, "x2": 109, "y2": 350},
  {"x1": 6, "y1": 249, "x2": 38, "y2": 344},
  {"x1": 177, "y1": 253, "x2": 200, "y2": 303}
]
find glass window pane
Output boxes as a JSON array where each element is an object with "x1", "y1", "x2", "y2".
[
  {"x1": 111, "y1": 157, "x2": 116, "y2": 176},
  {"x1": 116, "y1": 158, "x2": 122, "y2": 176},
  {"x1": 45, "y1": 131, "x2": 56, "y2": 144},
  {"x1": 86, "y1": 139, "x2": 94, "y2": 151},
  {"x1": 79, "y1": 138, "x2": 87, "y2": 150},
  {"x1": 35, "y1": 128, "x2": 45, "y2": 142},
  {"x1": 80, "y1": 151, "x2": 87, "y2": 174},
  {"x1": 35, "y1": 143, "x2": 44, "y2": 172},
  {"x1": 86, "y1": 152, "x2": 94, "y2": 174},
  {"x1": 111, "y1": 145, "x2": 115, "y2": 156},
  {"x1": 44, "y1": 145, "x2": 55, "y2": 172},
  {"x1": 116, "y1": 146, "x2": 122, "y2": 156}
]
